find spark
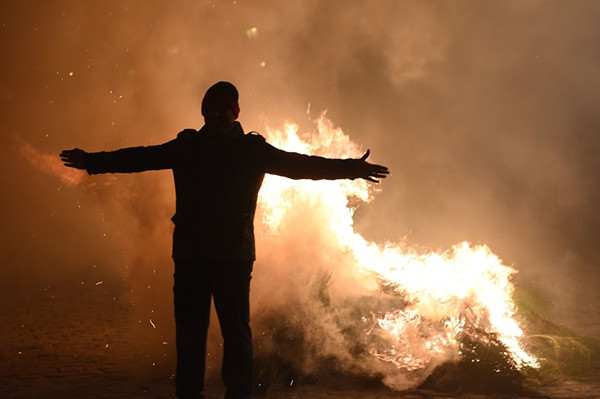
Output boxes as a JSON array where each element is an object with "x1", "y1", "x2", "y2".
[
  {"x1": 246, "y1": 26, "x2": 258, "y2": 39},
  {"x1": 149, "y1": 319, "x2": 156, "y2": 329}
]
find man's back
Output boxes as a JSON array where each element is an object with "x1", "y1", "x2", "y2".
[{"x1": 170, "y1": 122, "x2": 267, "y2": 260}]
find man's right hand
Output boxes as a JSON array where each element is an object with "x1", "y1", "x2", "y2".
[{"x1": 60, "y1": 148, "x2": 87, "y2": 170}]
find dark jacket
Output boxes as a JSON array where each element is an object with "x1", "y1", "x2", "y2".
[{"x1": 85, "y1": 122, "x2": 360, "y2": 260}]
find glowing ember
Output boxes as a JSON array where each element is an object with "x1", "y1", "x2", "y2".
[{"x1": 258, "y1": 113, "x2": 539, "y2": 372}]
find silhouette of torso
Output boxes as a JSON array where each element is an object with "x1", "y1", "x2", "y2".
[{"x1": 170, "y1": 123, "x2": 266, "y2": 260}]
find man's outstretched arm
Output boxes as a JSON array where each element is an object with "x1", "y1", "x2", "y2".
[
  {"x1": 263, "y1": 143, "x2": 389, "y2": 182},
  {"x1": 60, "y1": 140, "x2": 179, "y2": 174}
]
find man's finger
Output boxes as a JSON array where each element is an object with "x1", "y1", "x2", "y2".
[
  {"x1": 372, "y1": 163, "x2": 389, "y2": 169},
  {"x1": 360, "y1": 149, "x2": 370, "y2": 161},
  {"x1": 366, "y1": 162, "x2": 389, "y2": 171},
  {"x1": 60, "y1": 148, "x2": 82, "y2": 156},
  {"x1": 371, "y1": 167, "x2": 389, "y2": 174},
  {"x1": 371, "y1": 173, "x2": 388, "y2": 179}
]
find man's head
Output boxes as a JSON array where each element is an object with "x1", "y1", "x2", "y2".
[{"x1": 201, "y1": 81, "x2": 240, "y2": 126}]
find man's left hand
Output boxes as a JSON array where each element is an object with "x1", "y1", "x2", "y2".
[{"x1": 354, "y1": 150, "x2": 390, "y2": 183}]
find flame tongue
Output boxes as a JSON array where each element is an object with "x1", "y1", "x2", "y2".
[
  {"x1": 258, "y1": 114, "x2": 538, "y2": 373},
  {"x1": 361, "y1": 242, "x2": 539, "y2": 370}
]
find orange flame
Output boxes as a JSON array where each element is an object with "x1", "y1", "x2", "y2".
[{"x1": 258, "y1": 113, "x2": 538, "y2": 371}]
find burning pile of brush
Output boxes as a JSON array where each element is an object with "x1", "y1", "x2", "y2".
[{"x1": 249, "y1": 115, "x2": 593, "y2": 394}]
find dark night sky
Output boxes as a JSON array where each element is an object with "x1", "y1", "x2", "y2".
[{"x1": 1, "y1": 0, "x2": 599, "y2": 354}]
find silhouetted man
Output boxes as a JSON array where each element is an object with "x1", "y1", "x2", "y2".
[{"x1": 60, "y1": 81, "x2": 389, "y2": 399}]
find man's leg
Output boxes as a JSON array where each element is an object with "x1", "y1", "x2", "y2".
[
  {"x1": 173, "y1": 260, "x2": 213, "y2": 399},
  {"x1": 213, "y1": 261, "x2": 253, "y2": 399}
]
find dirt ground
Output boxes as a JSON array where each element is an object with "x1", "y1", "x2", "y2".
[{"x1": 1, "y1": 274, "x2": 599, "y2": 399}]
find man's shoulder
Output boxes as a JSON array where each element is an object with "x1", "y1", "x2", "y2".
[
  {"x1": 172, "y1": 126, "x2": 267, "y2": 149},
  {"x1": 243, "y1": 131, "x2": 266, "y2": 143},
  {"x1": 176, "y1": 128, "x2": 199, "y2": 139},
  {"x1": 239, "y1": 132, "x2": 271, "y2": 154}
]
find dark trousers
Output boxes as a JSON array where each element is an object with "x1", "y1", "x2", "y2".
[{"x1": 173, "y1": 259, "x2": 253, "y2": 399}]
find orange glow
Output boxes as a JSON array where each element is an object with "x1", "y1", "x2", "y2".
[
  {"x1": 19, "y1": 139, "x2": 88, "y2": 187},
  {"x1": 258, "y1": 113, "x2": 538, "y2": 371}
]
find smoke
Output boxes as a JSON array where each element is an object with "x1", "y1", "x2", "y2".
[{"x1": 3, "y1": 0, "x2": 600, "y2": 390}]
